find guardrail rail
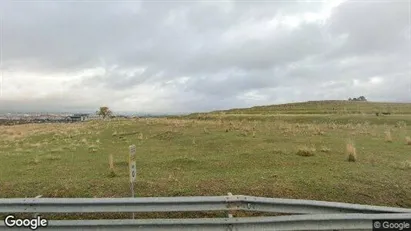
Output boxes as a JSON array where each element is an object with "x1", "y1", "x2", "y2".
[{"x1": 0, "y1": 194, "x2": 410, "y2": 230}]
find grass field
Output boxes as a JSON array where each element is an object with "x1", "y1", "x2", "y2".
[
  {"x1": 208, "y1": 100, "x2": 411, "y2": 115},
  {"x1": 1, "y1": 101, "x2": 411, "y2": 219}
]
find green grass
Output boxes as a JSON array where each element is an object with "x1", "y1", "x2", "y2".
[
  {"x1": 206, "y1": 100, "x2": 411, "y2": 115},
  {"x1": 1, "y1": 116, "x2": 410, "y2": 205},
  {"x1": 1, "y1": 105, "x2": 411, "y2": 219}
]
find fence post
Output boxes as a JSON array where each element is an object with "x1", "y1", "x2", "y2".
[{"x1": 129, "y1": 145, "x2": 137, "y2": 219}]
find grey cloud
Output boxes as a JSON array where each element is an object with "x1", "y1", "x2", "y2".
[
  {"x1": 1, "y1": 0, "x2": 410, "y2": 113},
  {"x1": 181, "y1": 70, "x2": 278, "y2": 98},
  {"x1": 181, "y1": 22, "x2": 333, "y2": 75},
  {"x1": 325, "y1": 0, "x2": 410, "y2": 57},
  {"x1": 80, "y1": 67, "x2": 162, "y2": 90},
  {"x1": 3, "y1": 1, "x2": 159, "y2": 73},
  {"x1": 0, "y1": 95, "x2": 100, "y2": 113}
]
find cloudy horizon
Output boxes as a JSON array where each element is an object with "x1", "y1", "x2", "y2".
[{"x1": 0, "y1": 0, "x2": 410, "y2": 114}]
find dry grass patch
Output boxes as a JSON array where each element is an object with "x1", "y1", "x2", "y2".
[
  {"x1": 203, "y1": 127, "x2": 210, "y2": 134},
  {"x1": 296, "y1": 146, "x2": 316, "y2": 157},
  {"x1": 369, "y1": 126, "x2": 378, "y2": 137},
  {"x1": 395, "y1": 160, "x2": 411, "y2": 170},
  {"x1": 279, "y1": 122, "x2": 293, "y2": 132},
  {"x1": 88, "y1": 144, "x2": 99, "y2": 153},
  {"x1": 30, "y1": 155, "x2": 41, "y2": 165},
  {"x1": 45, "y1": 154, "x2": 62, "y2": 161},
  {"x1": 1, "y1": 123, "x2": 87, "y2": 141},
  {"x1": 405, "y1": 136, "x2": 411, "y2": 145},
  {"x1": 320, "y1": 146, "x2": 331, "y2": 153},
  {"x1": 396, "y1": 121, "x2": 407, "y2": 129},
  {"x1": 152, "y1": 130, "x2": 182, "y2": 141},
  {"x1": 327, "y1": 122, "x2": 338, "y2": 130},
  {"x1": 357, "y1": 123, "x2": 371, "y2": 135},
  {"x1": 308, "y1": 124, "x2": 325, "y2": 135},
  {"x1": 50, "y1": 147, "x2": 64, "y2": 154},
  {"x1": 314, "y1": 129, "x2": 325, "y2": 136}
]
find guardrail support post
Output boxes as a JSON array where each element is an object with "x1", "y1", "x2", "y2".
[
  {"x1": 33, "y1": 195, "x2": 42, "y2": 218},
  {"x1": 227, "y1": 192, "x2": 234, "y2": 218}
]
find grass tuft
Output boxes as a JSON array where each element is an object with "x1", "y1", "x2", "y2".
[
  {"x1": 203, "y1": 127, "x2": 210, "y2": 134},
  {"x1": 296, "y1": 146, "x2": 316, "y2": 157},
  {"x1": 138, "y1": 133, "x2": 144, "y2": 140},
  {"x1": 30, "y1": 155, "x2": 40, "y2": 165},
  {"x1": 320, "y1": 146, "x2": 331, "y2": 153},
  {"x1": 396, "y1": 160, "x2": 411, "y2": 170},
  {"x1": 45, "y1": 154, "x2": 62, "y2": 161},
  {"x1": 107, "y1": 169, "x2": 117, "y2": 178},
  {"x1": 346, "y1": 141, "x2": 357, "y2": 162},
  {"x1": 397, "y1": 121, "x2": 407, "y2": 129},
  {"x1": 385, "y1": 130, "x2": 393, "y2": 143},
  {"x1": 405, "y1": 136, "x2": 411, "y2": 145},
  {"x1": 50, "y1": 148, "x2": 63, "y2": 154}
]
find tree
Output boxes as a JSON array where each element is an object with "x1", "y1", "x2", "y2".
[
  {"x1": 348, "y1": 96, "x2": 367, "y2": 102},
  {"x1": 97, "y1": 106, "x2": 112, "y2": 119}
]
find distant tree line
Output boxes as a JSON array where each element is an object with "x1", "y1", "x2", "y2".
[{"x1": 348, "y1": 96, "x2": 367, "y2": 102}]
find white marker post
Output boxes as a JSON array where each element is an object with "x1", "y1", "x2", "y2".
[{"x1": 129, "y1": 144, "x2": 137, "y2": 219}]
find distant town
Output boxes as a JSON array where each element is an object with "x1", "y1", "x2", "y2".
[
  {"x1": 0, "y1": 113, "x2": 94, "y2": 125},
  {"x1": 0, "y1": 111, "x2": 184, "y2": 125},
  {"x1": 0, "y1": 112, "x2": 166, "y2": 126}
]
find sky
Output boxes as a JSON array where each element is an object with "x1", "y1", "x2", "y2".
[{"x1": 0, "y1": 0, "x2": 410, "y2": 114}]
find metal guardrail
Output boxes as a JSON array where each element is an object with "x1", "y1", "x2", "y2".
[
  {"x1": 0, "y1": 195, "x2": 410, "y2": 230},
  {"x1": 19, "y1": 214, "x2": 411, "y2": 231},
  {"x1": 2, "y1": 195, "x2": 411, "y2": 214}
]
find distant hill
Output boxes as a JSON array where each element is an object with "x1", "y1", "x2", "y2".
[{"x1": 206, "y1": 100, "x2": 411, "y2": 115}]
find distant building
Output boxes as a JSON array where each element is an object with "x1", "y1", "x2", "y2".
[
  {"x1": 115, "y1": 115, "x2": 130, "y2": 119},
  {"x1": 87, "y1": 114, "x2": 101, "y2": 120},
  {"x1": 66, "y1": 114, "x2": 89, "y2": 122}
]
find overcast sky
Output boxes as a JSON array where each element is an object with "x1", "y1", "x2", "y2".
[{"x1": 0, "y1": 0, "x2": 410, "y2": 113}]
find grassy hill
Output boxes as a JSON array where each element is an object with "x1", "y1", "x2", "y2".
[{"x1": 209, "y1": 100, "x2": 411, "y2": 115}]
